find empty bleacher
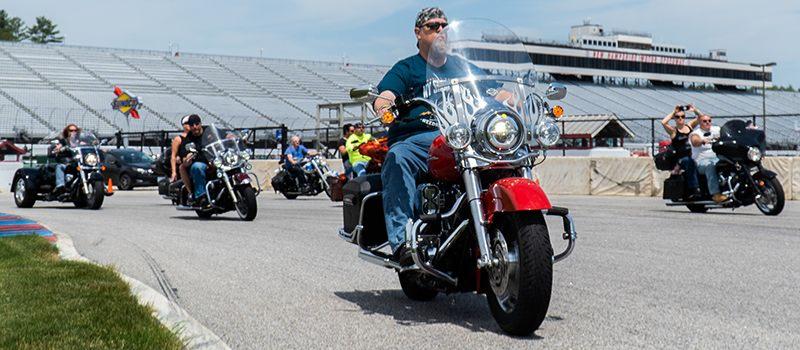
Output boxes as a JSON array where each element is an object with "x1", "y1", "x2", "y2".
[{"x1": 0, "y1": 41, "x2": 797, "y2": 146}]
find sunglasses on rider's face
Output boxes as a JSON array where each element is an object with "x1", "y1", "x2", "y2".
[
  {"x1": 674, "y1": 115, "x2": 685, "y2": 119},
  {"x1": 68, "y1": 128, "x2": 78, "y2": 132},
  {"x1": 421, "y1": 22, "x2": 448, "y2": 31},
  {"x1": 701, "y1": 119, "x2": 712, "y2": 123},
  {"x1": 188, "y1": 122, "x2": 201, "y2": 126}
]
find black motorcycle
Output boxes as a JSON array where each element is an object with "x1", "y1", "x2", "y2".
[
  {"x1": 168, "y1": 124, "x2": 261, "y2": 221},
  {"x1": 271, "y1": 153, "x2": 335, "y2": 200},
  {"x1": 663, "y1": 119, "x2": 785, "y2": 215},
  {"x1": 12, "y1": 131, "x2": 112, "y2": 209}
]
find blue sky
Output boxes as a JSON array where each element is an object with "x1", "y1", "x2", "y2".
[{"x1": 3, "y1": 0, "x2": 799, "y2": 87}]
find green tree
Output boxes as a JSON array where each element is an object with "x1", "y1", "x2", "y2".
[
  {"x1": 0, "y1": 10, "x2": 28, "y2": 42},
  {"x1": 27, "y1": 16, "x2": 63, "y2": 44}
]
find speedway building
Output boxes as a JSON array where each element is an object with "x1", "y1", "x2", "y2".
[{"x1": 0, "y1": 22, "x2": 798, "y2": 146}]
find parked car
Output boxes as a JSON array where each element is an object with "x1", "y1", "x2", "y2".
[{"x1": 104, "y1": 149, "x2": 157, "y2": 190}]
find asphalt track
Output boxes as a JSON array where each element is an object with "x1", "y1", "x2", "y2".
[{"x1": 2, "y1": 190, "x2": 798, "y2": 349}]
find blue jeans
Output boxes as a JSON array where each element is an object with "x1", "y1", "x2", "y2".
[
  {"x1": 696, "y1": 157, "x2": 721, "y2": 195},
  {"x1": 677, "y1": 156, "x2": 698, "y2": 190},
  {"x1": 55, "y1": 163, "x2": 67, "y2": 188},
  {"x1": 352, "y1": 161, "x2": 368, "y2": 177},
  {"x1": 382, "y1": 131, "x2": 439, "y2": 252},
  {"x1": 190, "y1": 162, "x2": 208, "y2": 198},
  {"x1": 343, "y1": 160, "x2": 353, "y2": 178}
]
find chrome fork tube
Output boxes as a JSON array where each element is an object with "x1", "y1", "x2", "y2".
[
  {"x1": 462, "y1": 168, "x2": 494, "y2": 268},
  {"x1": 222, "y1": 173, "x2": 238, "y2": 203}
]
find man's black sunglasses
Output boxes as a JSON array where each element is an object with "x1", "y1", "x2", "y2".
[
  {"x1": 188, "y1": 121, "x2": 201, "y2": 126},
  {"x1": 422, "y1": 22, "x2": 448, "y2": 31}
]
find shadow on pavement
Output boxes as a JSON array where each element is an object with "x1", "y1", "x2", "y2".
[{"x1": 334, "y1": 289, "x2": 544, "y2": 339}]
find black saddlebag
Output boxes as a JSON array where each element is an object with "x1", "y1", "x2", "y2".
[
  {"x1": 342, "y1": 174, "x2": 385, "y2": 246},
  {"x1": 271, "y1": 169, "x2": 290, "y2": 192},
  {"x1": 663, "y1": 174, "x2": 685, "y2": 200},
  {"x1": 158, "y1": 177, "x2": 170, "y2": 196}
]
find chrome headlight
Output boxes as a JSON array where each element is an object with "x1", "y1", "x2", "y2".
[
  {"x1": 475, "y1": 110, "x2": 524, "y2": 155},
  {"x1": 239, "y1": 150, "x2": 250, "y2": 161},
  {"x1": 747, "y1": 146, "x2": 762, "y2": 162},
  {"x1": 84, "y1": 153, "x2": 98, "y2": 166},
  {"x1": 224, "y1": 150, "x2": 239, "y2": 166},
  {"x1": 445, "y1": 123, "x2": 471, "y2": 150},
  {"x1": 535, "y1": 118, "x2": 561, "y2": 147},
  {"x1": 213, "y1": 158, "x2": 223, "y2": 168}
]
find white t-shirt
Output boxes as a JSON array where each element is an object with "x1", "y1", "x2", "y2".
[{"x1": 691, "y1": 125, "x2": 720, "y2": 162}]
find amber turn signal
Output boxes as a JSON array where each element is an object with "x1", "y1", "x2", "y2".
[
  {"x1": 552, "y1": 105, "x2": 564, "y2": 118},
  {"x1": 381, "y1": 110, "x2": 396, "y2": 125}
]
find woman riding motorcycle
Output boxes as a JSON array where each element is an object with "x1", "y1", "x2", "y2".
[{"x1": 660, "y1": 105, "x2": 702, "y2": 199}]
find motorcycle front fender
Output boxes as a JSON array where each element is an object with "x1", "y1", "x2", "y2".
[
  {"x1": 480, "y1": 177, "x2": 552, "y2": 224},
  {"x1": 753, "y1": 168, "x2": 777, "y2": 181}
]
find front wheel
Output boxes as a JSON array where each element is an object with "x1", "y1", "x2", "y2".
[
  {"x1": 13, "y1": 177, "x2": 36, "y2": 208},
  {"x1": 486, "y1": 212, "x2": 553, "y2": 336},
  {"x1": 85, "y1": 181, "x2": 105, "y2": 210},
  {"x1": 235, "y1": 187, "x2": 258, "y2": 221},
  {"x1": 755, "y1": 177, "x2": 784, "y2": 216}
]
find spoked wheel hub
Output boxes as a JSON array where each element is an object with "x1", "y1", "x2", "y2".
[
  {"x1": 488, "y1": 230, "x2": 520, "y2": 313},
  {"x1": 15, "y1": 178, "x2": 26, "y2": 202},
  {"x1": 755, "y1": 184, "x2": 777, "y2": 211}
]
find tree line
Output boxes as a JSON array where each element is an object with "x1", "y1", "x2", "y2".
[{"x1": 0, "y1": 10, "x2": 63, "y2": 44}]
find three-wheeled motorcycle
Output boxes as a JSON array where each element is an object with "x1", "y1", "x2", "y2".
[{"x1": 12, "y1": 131, "x2": 113, "y2": 209}]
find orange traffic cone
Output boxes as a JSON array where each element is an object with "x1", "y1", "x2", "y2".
[{"x1": 107, "y1": 178, "x2": 114, "y2": 194}]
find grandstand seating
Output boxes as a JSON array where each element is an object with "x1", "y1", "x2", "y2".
[{"x1": 0, "y1": 41, "x2": 797, "y2": 146}]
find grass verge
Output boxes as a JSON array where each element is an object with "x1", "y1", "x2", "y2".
[{"x1": 0, "y1": 235, "x2": 183, "y2": 350}]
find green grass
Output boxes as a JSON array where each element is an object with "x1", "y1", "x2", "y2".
[{"x1": 0, "y1": 235, "x2": 184, "y2": 350}]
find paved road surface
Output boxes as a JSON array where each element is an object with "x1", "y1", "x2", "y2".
[{"x1": 2, "y1": 191, "x2": 798, "y2": 349}]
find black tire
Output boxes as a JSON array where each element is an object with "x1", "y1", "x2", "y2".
[
  {"x1": 13, "y1": 177, "x2": 36, "y2": 208},
  {"x1": 195, "y1": 210, "x2": 213, "y2": 219},
  {"x1": 398, "y1": 271, "x2": 438, "y2": 301},
  {"x1": 324, "y1": 186, "x2": 333, "y2": 199},
  {"x1": 86, "y1": 181, "x2": 105, "y2": 210},
  {"x1": 686, "y1": 204, "x2": 708, "y2": 213},
  {"x1": 118, "y1": 173, "x2": 134, "y2": 191},
  {"x1": 755, "y1": 177, "x2": 784, "y2": 216},
  {"x1": 235, "y1": 187, "x2": 258, "y2": 221},
  {"x1": 282, "y1": 192, "x2": 298, "y2": 200},
  {"x1": 486, "y1": 212, "x2": 553, "y2": 336}
]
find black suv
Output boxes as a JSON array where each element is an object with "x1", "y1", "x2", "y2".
[{"x1": 104, "y1": 149, "x2": 157, "y2": 190}]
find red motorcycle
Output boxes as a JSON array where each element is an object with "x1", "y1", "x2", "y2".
[{"x1": 339, "y1": 19, "x2": 576, "y2": 335}]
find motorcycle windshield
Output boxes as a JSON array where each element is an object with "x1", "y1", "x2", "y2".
[
  {"x1": 719, "y1": 120, "x2": 765, "y2": 150},
  {"x1": 424, "y1": 19, "x2": 543, "y2": 130},
  {"x1": 69, "y1": 131, "x2": 99, "y2": 147},
  {"x1": 201, "y1": 124, "x2": 246, "y2": 166}
]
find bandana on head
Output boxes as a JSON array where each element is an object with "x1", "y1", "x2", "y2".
[{"x1": 415, "y1": 7, "x2": 447, "y2": 28}]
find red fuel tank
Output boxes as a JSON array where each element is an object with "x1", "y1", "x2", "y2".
[{"x1": 428, "y1": 135, "x2": 460, "y2": 183}]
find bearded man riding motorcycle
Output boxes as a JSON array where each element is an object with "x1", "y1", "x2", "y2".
[{"x1": 375, "y1": 7, "x2": 516, "y2": 264}]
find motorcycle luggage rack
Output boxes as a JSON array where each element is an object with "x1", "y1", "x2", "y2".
[{"x1": 545, "y1": 206, "x2": 577, "y2": 263}]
